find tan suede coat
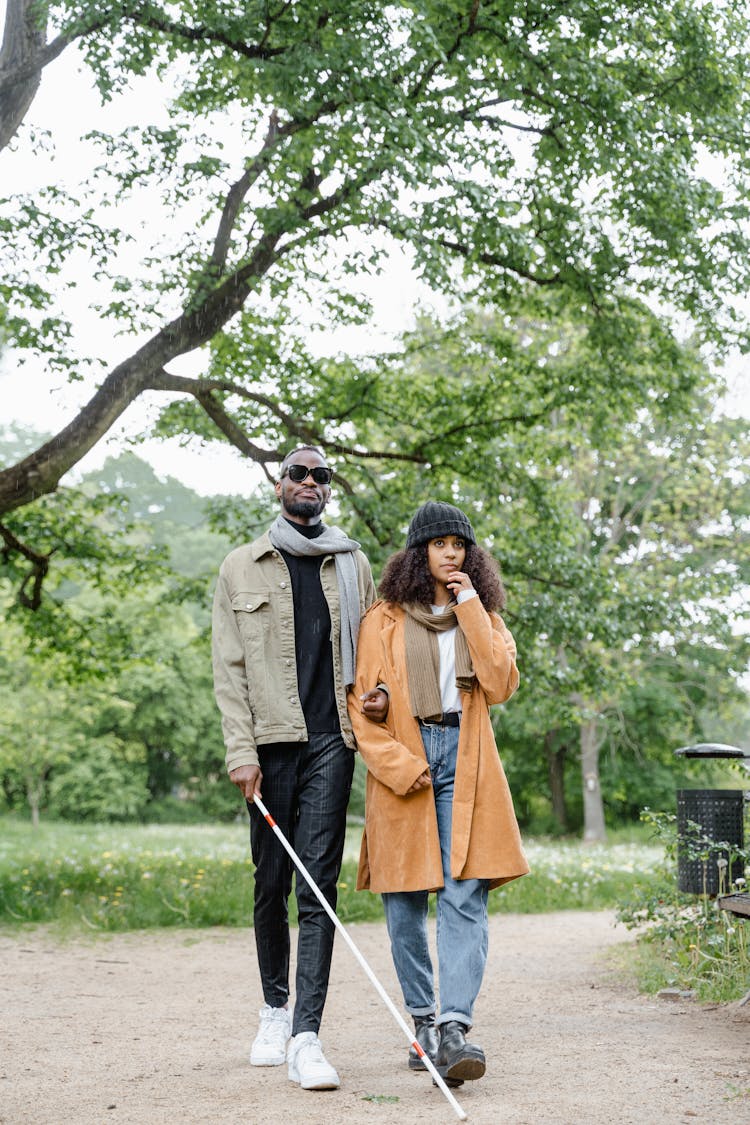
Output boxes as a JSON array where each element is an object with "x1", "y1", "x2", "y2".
[{"x1": 348, "y1": 597, "x2": 529, "y2": 894}]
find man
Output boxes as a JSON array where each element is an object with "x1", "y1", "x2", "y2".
[{"x1": 212, "y1": 445, "x2": 385, "y2": 1091}]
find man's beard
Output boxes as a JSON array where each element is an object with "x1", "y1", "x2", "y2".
[{"x1": 285, "y1": 496, "x2": 326, "y2": 519}]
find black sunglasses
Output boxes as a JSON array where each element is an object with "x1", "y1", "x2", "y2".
[{"x1": 281, "y1": 464, "x2": 333, "y2": 485}]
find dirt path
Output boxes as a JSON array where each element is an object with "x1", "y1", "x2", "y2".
[{"x1": 1, "y1": 911, "x2": 748, "y2": 1125}]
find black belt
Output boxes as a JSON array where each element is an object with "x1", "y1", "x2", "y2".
[{"x1": 420, "y1": 712, "x2": 461, "y2": 727}]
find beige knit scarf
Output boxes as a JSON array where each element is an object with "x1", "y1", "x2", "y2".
[{"x1": 402, "y1": 602, "x2": 475, "y2": 721}]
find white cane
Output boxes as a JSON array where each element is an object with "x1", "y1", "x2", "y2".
[{"x1": 253, "y1": 792, "x2": 468, "y2": 1121}]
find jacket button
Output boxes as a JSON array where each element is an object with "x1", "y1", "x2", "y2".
[
  {"x1": 245, "y1": 603, "x2": 253, "y2": 610},
  {"x1": 279, "y1": 581, "x2": 287, "y2": 588}
]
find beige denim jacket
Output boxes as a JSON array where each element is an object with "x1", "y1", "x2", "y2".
[{"x1": 212, "y1": 529, "x2": 376, "y2": 773}]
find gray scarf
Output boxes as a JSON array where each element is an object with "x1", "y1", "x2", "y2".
[{"x1": 268, "y1": 515, "x2": 362, "y2": 687}]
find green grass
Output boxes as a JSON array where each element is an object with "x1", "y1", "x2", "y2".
[
  {"x1": 0, "y1": 816, "x2": 666, "y2": 933},
  {"x1": 492, "y1": 836, "x2": 665, "y2": 913},
  {"x1": 4, "y1": 815, "x2": 746, "y2": 1005},
  {"x1": 0, "y1": 818, "x2": 255, "y2": 932},
  {"x1": 615, "y1": 893, "x2": 750, "y2": 1004}
]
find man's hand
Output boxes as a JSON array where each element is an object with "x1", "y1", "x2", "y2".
[
  {"x1": 229, "y1": 764, "x2": 263, "y2": 801},
  {"x1": 360, "y1": 688, "x2": 389, "y2": 723},
  {"x1": 406, "y1": 769, "x2": 432, "y2": 794}
]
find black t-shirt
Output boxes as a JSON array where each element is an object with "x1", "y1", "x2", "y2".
[{"x1": 278, "y1": 519, "x2": 339, "y2": 734}]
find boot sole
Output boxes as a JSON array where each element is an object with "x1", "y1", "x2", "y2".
[
  {"x1": 446, "y1": 1055, "x2": 486, "y2": 1081},
  {"x1": 435, "y1": 1053, "x2": 486, "y2": 1084}
]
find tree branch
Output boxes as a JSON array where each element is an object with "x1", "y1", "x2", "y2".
[
  {"x1": 378, "y1": 220, "x2": 563, "y2": 285},
  {"x1": 207, "y1": 97, "x2": 343, "y2": 274},
  {"x1": 192, "y1": 392, "x2": 281, "y2": 484},
  {"x1": 0, "y1": 522, "x2": 51, "y2": 609},
  {"x1": 0, "y1": 3, "x2": 287, "y2": 97},
  {"x1": 420, "y1": 408, "x2": 551, "y2": 450},
  {"x1": 0, "y1": 226, "x2": 285, "y2": 516},
  {"x1": 120, "y1": 6, "x2": 287, "y2": 60},
  {"x1": 146, "y1": 370, "x2": 430, "y2": 468},
  {"x1": 405, "y1": 1, "x2": 481, "y2": 101},
  {"x1": 0, "y1": 1, "x2": 289, "y2": 149},
  {"x1": 208, "y1": 110, "x2": 282, "y2": 274}
]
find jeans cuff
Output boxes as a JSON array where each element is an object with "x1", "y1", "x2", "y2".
[
  {"x1": 437, "y1": 1010, "x2": 472, "y2": 1029},
  {"x1": 407, "y1": 1004, "x2": 436, "y2": 1018}
]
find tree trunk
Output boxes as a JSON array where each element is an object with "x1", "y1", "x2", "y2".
[
  {"x1": 544, "y1": 730, "x2": 569, "y2": 832},
  {"x1": 27, "y1": 784, "x2": 40, "y2": 829},
  {"x1": 0, "y1": 0, "x2": 46, "y2": 151},
  {"x1": 0, "y1": 360, "x2": 154, "y2": 515},
  {"x1": 580, "y1": 716, "x2": 607, "y2": 843}
]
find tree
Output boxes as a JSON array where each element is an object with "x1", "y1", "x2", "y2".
[
  {"x1": 1, "y1": 0, "x2": 749, "y2": 592},
  {"x1": 495, "y1": 397, "x2": 750, "y2": 840},
  {"x1": 316, "y1": 301, "x2": 747, "y2": 840},
  {"x1": 0, "y1": 619, "x2": 77, "y2": 824},
  {"x1": 0, "y1": 442, "x2": 238, "y2": 821}
]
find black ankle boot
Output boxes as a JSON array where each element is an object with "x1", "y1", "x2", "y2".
[
  {"x1": 435, "y1": 1020, "x2": 486, "y2": 1085},
  {"x1": 408, "y1": 1014, "x2": 440, "y2": 1071}
]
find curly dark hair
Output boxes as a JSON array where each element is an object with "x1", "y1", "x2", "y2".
[{"x1": 378, "y1": 542, "x2": 506, "y2": 612}]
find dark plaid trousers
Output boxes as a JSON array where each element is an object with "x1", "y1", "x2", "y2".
[{"x1": 248, "y1": 732, "x2": 354, "y2": 1035}]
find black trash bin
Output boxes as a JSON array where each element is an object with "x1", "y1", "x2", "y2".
[{"x1": 674, "y1": 744, "x2": 749, "y2": 896}]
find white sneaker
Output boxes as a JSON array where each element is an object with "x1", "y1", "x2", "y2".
[
  {"x1": 287, "y1": 1031, "x2": 340, "y2": 1090},
  {"x1": 250, "y1": 1004, "x2": 292, "y2": 1066}
]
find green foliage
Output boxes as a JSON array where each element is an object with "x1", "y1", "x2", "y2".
[
  {"x1": 47, "y1": 739, "x2": 150, "y2": 821},
  {"x1": 0, "y1": 439, "x2": 235, "y2": 823},
  {"x1": 2, "y1": 0, "x2": 749, "y2": 474},
  {"x1": 0, "y1": 643, "x2": 77, "y2": 823},
  {"x1": 485, "y1": 356, "x2": 750, "y2": 836},
  {"x1": 617, "y1": 810, "x2": 750, "y2": 1003},
  {"x1": 301, "y1": 303, "x2": 749, "y2": 838},
  {"x1": 42, "y1": 5, "x2": 750, "y2": 329},
  {"x1": 0, "y1": 439, "x2": 198, "y2": 677}
]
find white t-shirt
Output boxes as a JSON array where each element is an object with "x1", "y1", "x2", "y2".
[{"x1": 430, "y1": 590, "x2": 477, "y2": 713}]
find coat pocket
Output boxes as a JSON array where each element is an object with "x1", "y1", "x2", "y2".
[
  {"x1": 231, "y1": 589, "x2": 270, "y2": 614},
  {"x1": 231, "y1": 589, "x2": 271, "y2": 645},
  {"x1": 230, "y1": 589, "x2": 272, "y2": 717}
]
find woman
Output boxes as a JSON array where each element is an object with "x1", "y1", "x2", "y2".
[{"x1": 348, "y1": 501, "x2": 528, "y2": 1086}]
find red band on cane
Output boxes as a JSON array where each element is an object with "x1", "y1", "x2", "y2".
[
  {"x1": 412, "y1": 1041, "x2": 425, "y2": 1058},
  {"x1": 264, "y1": 812, "x2": 277, "y2": 827}
]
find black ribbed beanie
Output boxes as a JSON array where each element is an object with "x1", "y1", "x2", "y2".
[{"x1": 405, "y1": 501, "x2": 476, "y2": 549}]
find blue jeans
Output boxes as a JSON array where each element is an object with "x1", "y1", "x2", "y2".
[
  {"x1": 248, "y1": 733, "x2": 354, "y2": 1035},
  {"x1": 382, "y1": 721, "x2": 489, "y2": 1028}
]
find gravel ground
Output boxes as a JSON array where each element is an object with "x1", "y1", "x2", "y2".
[{"x1": 2, "y1": 910, "x2": 749, "y2": 1125}]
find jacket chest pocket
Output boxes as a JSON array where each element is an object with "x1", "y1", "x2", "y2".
[{"x1": 231, "y1": 589, "x2": 271, "y2": 647}]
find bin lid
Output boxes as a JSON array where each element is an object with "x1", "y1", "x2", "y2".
[{"x1": 674, "y1": 742, "x2": 750, "y2": 759}]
